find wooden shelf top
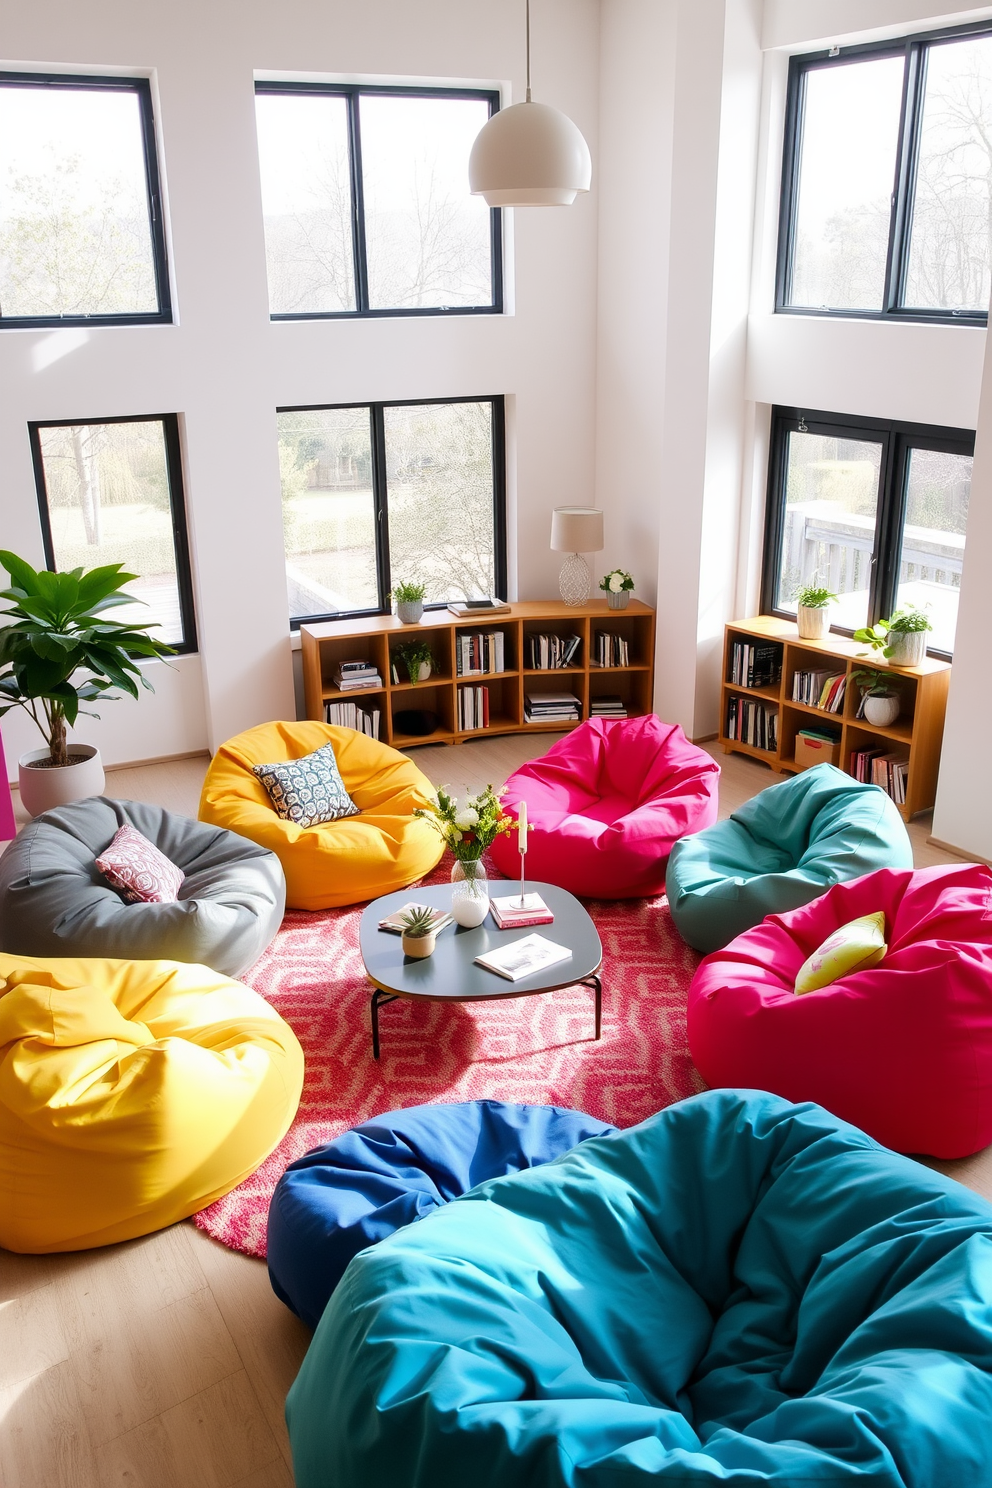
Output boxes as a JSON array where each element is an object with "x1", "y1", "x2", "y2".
[
  {"x1": 727, "y1": 614, "x2": 950, "y2": 677},
  {"x1": 301, "y1": 599, "x2": 655, "y2": 643}
]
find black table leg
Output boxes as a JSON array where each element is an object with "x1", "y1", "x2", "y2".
[
  {"x1": 370, "y1": 989, "x2": 400, "y2": 1060},
  {"x1": 580, "y1": 974, "x2": 602, "y2": 1039}
]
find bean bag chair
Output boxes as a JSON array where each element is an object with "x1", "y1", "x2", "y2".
[
  {"x1": 689, "y1": 863, "x2": 992, "y2": 1158},
  {"x1": 287, "y1": 1088, "x2": 992, "y2": 1488},
  {"x1": 0, "y1": 952, "x2": 304, "y2": 1252},
  {"x1": 0, "y1": 797, "x2": 286, "y2": 979},
  {"x1": 489, "y1": 716, "x2": 720, "y2": 899},
  {"x1": 198, "y1": 722, "x2": 443, "y2": 911},
  {"x1": 667, "y1": 763, "x2": 912, "y2": 953},
  {"x1": 268, "y1": 1099, "x2": 616, "y2": 1330}
]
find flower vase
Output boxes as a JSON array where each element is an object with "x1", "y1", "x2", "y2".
[
  {"x1": 450, "y1": 858, "x2": 489, "y2": 927},
  {"x1": 607, "y1": 590, "x2": 630, "y2": 610}
]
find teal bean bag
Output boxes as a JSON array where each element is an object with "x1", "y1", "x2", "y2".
[
  {"x1": 666, "y1": 763, "x2": 912, "y2": 953},
  {"x1": 287, "y1": 1089, "x2": 992, "y2": 1487}
]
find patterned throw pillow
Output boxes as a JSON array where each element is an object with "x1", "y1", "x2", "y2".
[
  {"x1": 253, "y1": 743, "x2": 359, "y2": 829},
  {"x1": 96, "y1": 822, "x2": 186, "y2": 904},
  {"x1": 794, "y1": 911, "x2": 888, "y2": 995}
]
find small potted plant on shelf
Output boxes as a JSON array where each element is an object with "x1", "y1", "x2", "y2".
[
  {"x1": 794, "y1": 581, "x2": 838, "y2": 640},
  {"x1": 852, "y1": 668, "x2": 901, "y2": 728},
  {"x1": 600, "y1": 569, "x2": 634, "y2": 610},
  {"x1": 394, "y1": 638, "x2": 434, "y2": 684},
  {"x1": 415, "y1": 783, "x2": 513, "y2": 927},
  {"x1": 392, "y1": 580, "x2": 427, "y2": 625},
  {"x1": 399, "y1": 904, "x2": 439, "y2": 960},
  {"x1": 854, "y1": 607, "x2": 932, "y2": 667}
]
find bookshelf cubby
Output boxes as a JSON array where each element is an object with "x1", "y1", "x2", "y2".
[
  {"x1": 719, "y1": 615, "x2": 951, "y2": 820},
  {"x1": 301, "y1": 600, "x2": 656, "y2": 748}
]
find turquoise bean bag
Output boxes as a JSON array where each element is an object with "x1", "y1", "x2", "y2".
[
  {"x1": 666, "y1": 763, "x2": 912, "y2": 953},
  {"x1": 287, "y1": 1089, "x2": 992, "y2": 1487}
]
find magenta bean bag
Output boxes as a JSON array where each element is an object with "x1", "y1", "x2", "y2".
[
  {"x1": 490, "y1": 716, "x2": 720, "y2": 899},
  {"x1": 688, "y1": 863, "x2": 992, "y2": 1159}
]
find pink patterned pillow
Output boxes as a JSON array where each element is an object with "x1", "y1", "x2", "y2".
[{"x1": 96, "y1": 822, "x2": 185, "y2": 904}]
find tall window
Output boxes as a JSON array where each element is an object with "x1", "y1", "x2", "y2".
[
  {"x1": 29, "y1": 415, "x2": 196, "y2": 653},
  {"x1": 278, "y1": 397, "x2": 506, "y2": 623},
  {"x1": 777, "y1": 22, "x2": 992, "y2": 322},
  {"x1": 0, "y1": 73, "x2": 170, "y2": 326},
  {"x1": 254, "y1": 84, "x2": 501, "y2": 318},
  {"x1": 761, "y1": 409, "x2": 972, "y2": 657}
]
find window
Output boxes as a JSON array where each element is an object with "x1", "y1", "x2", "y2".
[
  {"x1": 278, "y1": 397, "x2": 506, "y2": 623},
  {"x1": 777, "y1": 22, "x2": 992, "y2": 322},
  {"x1": 255, "y1": 85, "x2": 501, "y2": 318},
  {"x1": 761, "y1": 408, "x2": 972, "y2": 657},
  {"x1": 29, "y1": 415, "x2": 196, "y2": 653},
  {"x1": 0, "y1": 73, "x2": 170, "y2": 326}
]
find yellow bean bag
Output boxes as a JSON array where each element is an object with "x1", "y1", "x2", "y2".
[
  {"x1": 198, "y1": 722, "x2": 443, "y2": 911},
  {"x1": 0, "y1": 953, "x2": 303, "y2": 1253}
]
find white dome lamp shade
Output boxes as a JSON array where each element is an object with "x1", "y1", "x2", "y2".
[{"x1": 469, "y1": 0, "x2": 592, "y2": 208}]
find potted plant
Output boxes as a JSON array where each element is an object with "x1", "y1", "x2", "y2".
[
  {"x1": 854, "y1": 607, "x2": 932, "y2": 668},
  {"x1": 399, "y1": 903, "x2": 439, "y2": 959},
  {"x1": 394, "y1": 638, "x2": 434, "y2": 684},
  {"x1": 600, "y1": 569, "x2": 634, "y2": 610},
  {"x1": 415, "y1": 783, "x2": 512, "y2": 927},
  {"x1": 392, "y1": 580, "x2": 427, "y2": 625},
  {"x1": 852, "y1": 668, "x2": 901, "y2": 728},
  {"x1": 0, "y1": 551, "x2": 173, "y2": 818},
  {"x1": 794, "y1": 581, "x2": 838, "y2": 640}
]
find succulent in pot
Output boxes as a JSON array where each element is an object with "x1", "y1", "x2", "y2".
[
  {"x1": 400, "y1": 903, "x2": 438, "y2": 959},
  {"x1": 852, "y1": 668, "x2": 901, "y2": 728},
  {"x1": 793, "y1": 582, "x2": 838, "y2": 641},
  {"x1": 392, "y1": 580, "x2": 427, "y2": 625}
]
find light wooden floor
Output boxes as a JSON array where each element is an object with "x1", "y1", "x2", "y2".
[{"x1": 0, "y1": 735, "x2": 981, "y2": 1487}]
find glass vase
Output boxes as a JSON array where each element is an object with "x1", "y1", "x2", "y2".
[{"x1": 450, "y1": 857, "x2": 490, "y2": 927}]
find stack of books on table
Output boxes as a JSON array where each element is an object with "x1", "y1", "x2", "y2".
[
  {"x1": 333, "y1": 660, "x2": 382, "y2": 691},
  {"x1": 490, "y1": 892, "x2": 554, "y2": 929},
  {"x1": 526, "y1": 633, "x2": 582, "y2": 669},
  {"x1": 324, "y1": 700, "x2": 381, "y2": 738},
  {"x1": 590, "y1": 695, "x2": 627, "y2": 719},
  {"x1": 524, "y1": 692, "x2": 581, "y2": 724},
  {"x1": 458, "y1": 684, "x2": 489, "y2": 730},
  {"x1": 474, "y1": 933, "x2": 572, "y2": 982},
  {"x1": 850, "y1": 746, "x2": 908, "y2": 805},
  {"x1": 378, "y1": 902, "x2": 453, "y2": 934},
  {"x1": 456, "y1": 630, "x2": 505, "y2": 675},
  {"x1": 594, "y1": 632, "x2": 629, "y2": 667},
  {"x1": 792, "y1": 669, "x2": 846, "y2": 712}
]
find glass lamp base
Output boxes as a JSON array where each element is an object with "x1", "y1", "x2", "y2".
[{"x1": 558, "y1": 552, "x2": 592, "y2": 606}]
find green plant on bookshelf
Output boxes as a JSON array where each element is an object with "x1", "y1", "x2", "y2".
[
  {"x1": 794, "y1": 580, "x2": 838, "y2": 640},
  {"x1": 852, "y1": 667, "x2": 902, "y2": 727},
  {"x1": 854, "y1": 607, "x2": 932, "y2": 665},
  {"x1": 599, "y1": 568, "x2": 634, "y2": 593},
  {"x1": 391, "y1": 579, "x2": 428, "y2": 626},
  {"x1": 394, "y1": 638, "x2": 434, "y2": 684},
  {"x1": 852, "y1": 667, "x2": 898, "y2": 698},
  {"x1": 794, "y1": 582, "x2": 838, "y2": 608}
]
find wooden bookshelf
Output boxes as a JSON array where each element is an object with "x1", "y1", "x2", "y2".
[
  {"x1": 301, "y1": 600, "x2": 656, "y2": 748},
  {"x1": 719, "y1": 615, "x2": 951, "y2": 820}
]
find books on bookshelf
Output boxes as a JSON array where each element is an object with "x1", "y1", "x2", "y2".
[
  {"x1": 590, "y1": 696, "x2": 627, "y2": 718},
  {"x1": 448, "y1": 599, "x2": 511, "y2": 618},
  {"x1": 792, "y1": 669, "x2": 846, "y2": 712},
  {"x1": 727, "y1": 695, "x2": 778, "y2": 751},
  {"x1": 456, "y1": 630, "x2": 506, "y2": 676},
  {"x1": 325, "y1": 700, "x2": 381, "y2": 737},
  {"x1": 525, "y1": 691, "x2": 581, "y2": 723},
  {"x1": 490, "y1": 892, "x2": 554, "y2": 929},
  {"x1": 474, "y1": 932, "x2": 572, "y2": 982},
  {"x1": 333, "y1": 660, "x2": 382, "y2": 691},
  {"x1": 526, "y1": 632, "x2": 582, "y2": 669},
  {"x1": 458, "y1": 685, "x2": 490, "y2": 730},
  {"x1": 730, "y1": 640, "x2": 782, "y2": 690},
  {"x1": 850, "y1": 746, "x2": 908, "y2": 804},
  {"x1": 594, "y1": 631, "x2": 629, "y2": 667},
  {"x1": 378, "y1": 902, "x2": 454, "y2": 935}
]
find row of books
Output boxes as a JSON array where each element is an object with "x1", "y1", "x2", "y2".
[
  {"x1": 456, "y1": 630, "x2": 506, "y2": 676},
  {"x1": 333, "y1": 660, "x2": 382, "y2": 691},
  {"x1": 590, "y1": 695, "x2": 627, "y2": 718},
  {"x1": 458, "y1": 685, "x2": 490, "y2": 730},
  {"x1": 726, "y1": 696, "x2": 779, "y2": 752},
  {"x1": 526, "y1": 633, "x2": 582, "y2": 670},
  {"x1": 524, "y1": 691, "x2": 581, "y2": 723},
  {"x1": 594, "y1": 632, "x2": 630, "y2": 667},
  {"x1": 324, "y1": 700, "x2": 381, "y2": 737},
  {"x1": 792, "y1": 669, "x2": 846, "y2": 712},
  {"x1": 730, "y1": 640, "x2": 782, "y2": 690},
  {"x1": 850, "y1": 747, "x2": 909, "y2": 804}
]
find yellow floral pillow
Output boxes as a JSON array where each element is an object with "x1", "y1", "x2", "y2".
[{"x1": 794, "y1": 911, "x2": 887, "y2": 995}]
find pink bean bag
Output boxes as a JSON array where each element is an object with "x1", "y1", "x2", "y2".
[
  {"x1": 688, "y1": 863, "x2": 992, "y2": 1159},
  {"x1": 490, "y1": 717, "x2": 720, "y2": 899}
]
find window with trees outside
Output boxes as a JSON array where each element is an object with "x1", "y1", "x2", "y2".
[
  {"x1": 777, "y1": 21, "x2": 992, "y2": 321},
  {"x1": 0, "y1": 73, "x2": 170, "y2": 326},
  {"x1": 761, "y1": 408, "x2": 973, "y2": 657},
  {"x1": 278, "y1": 398, "x2": 506, "y2": 624},
  {"x1": 254, "y1": 84, "x2": 501, "y2": 317},
  {"x1": 29, "y1": 416, "x2": 197, "y2": 653}
]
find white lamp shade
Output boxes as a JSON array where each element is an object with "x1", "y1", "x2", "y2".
[
  {"x1": 469, "y1": 101, "x2": 592, "y2": 207},
  {"x1": 550, "y1": 506, "x2": 604, "y2": 553}
]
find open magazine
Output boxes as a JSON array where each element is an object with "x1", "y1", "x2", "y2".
[{"x1": 475, "y1": 933, "x2": 572, "y2": 982}]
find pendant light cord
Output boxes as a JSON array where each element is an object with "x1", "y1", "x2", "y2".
[{"x1": 525, "y1": 0, "x2": 532, "y2": 101}]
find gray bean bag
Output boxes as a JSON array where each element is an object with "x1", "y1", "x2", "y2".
[{"x1": 0, "y1": 797, "x2": 286, "y2": 978}]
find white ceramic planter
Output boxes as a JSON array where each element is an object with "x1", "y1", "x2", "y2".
[
  {"x1": 396, "y1": 600, "x2": 424, "y2": 625},
  {"x1": 401, "y1": 929, "x2": 436, "y2": 959},
  {"x1": 864, "y1": 693, "x2": 900, "y2": 727},
  {"x1": 18, "y1": 744, "x2": 105, "y2": 818},
  {"x1": 607, "y1": 590, "x2": 631, "y2": 610},
  {"x1": 796, "y1": 604, "x2": 830, "y2": 640},
  {"x1": 411, "y1": 660, "x2": 431, "y2": 683},
  {"x1": 886, "y1": 630, "x2": 927, "y2": 667}
]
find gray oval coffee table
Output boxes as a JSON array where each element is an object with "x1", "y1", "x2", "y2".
[{"x1": 359, "y1": 881, "x2": 603, "y2": 1060}]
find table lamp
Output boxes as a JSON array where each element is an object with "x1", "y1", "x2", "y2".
[{"x1": 550, "y1": 507, "x2": 604, "y2": 605}]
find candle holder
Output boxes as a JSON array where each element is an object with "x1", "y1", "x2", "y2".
[{"x1": 518, "y1": 841, "x2": 528, "y2": 907}]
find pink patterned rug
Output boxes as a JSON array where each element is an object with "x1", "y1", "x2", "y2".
[{"x1": 194, "y1": 861, "x2": 704, "y2": 1257}]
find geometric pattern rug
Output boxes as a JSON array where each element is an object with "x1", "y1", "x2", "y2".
[{"x1": 194, "y1": 858, "x2": 704, "y2": 1258}]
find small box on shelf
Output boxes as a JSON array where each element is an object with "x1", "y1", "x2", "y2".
[{"x1": 795, "y1": 729, "x2": 841, "y2": 770}]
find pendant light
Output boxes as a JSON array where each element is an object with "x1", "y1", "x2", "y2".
[{"x1": 469, "y1": 0, "x2": 592, "y2": 207}]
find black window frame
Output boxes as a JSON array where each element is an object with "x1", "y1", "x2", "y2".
[
  {"x1": 761, "y1": 406, "x2": 974, "y2": 660},
  {"x1": 776, "y1": 18, "x2": 992, "y2": 325},
  {"x1": 279, "y1": 393, "x2": 507, "y2": 627},
  {"x1": 255, "y1": 82, "x2": 503, "y2": 320},
  {"x1": 0, "y1": 71, "x2": 172, "y2": 329},
  {"x1": 28, "y1": 412, "x2": 197, "y2": 655}
]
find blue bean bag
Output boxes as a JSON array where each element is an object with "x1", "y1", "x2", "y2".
[
  {"x1": 268, "y1": 1099, "x2": 616, "y2": 1330},
  {"x1": 666, "y1": 763, "x2": 912, "y2": 953},
  {"x1": 287, "y1": 1089, "x2": 992, "y2": 1488}
]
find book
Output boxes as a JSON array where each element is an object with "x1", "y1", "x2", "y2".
[
  {"x1": 474, "y1": 933, "x2": 572, "y2": 982},
  {"x1": 490, "y1": 892, "x2": 554, "y2": 929},
  {"x1": 378, "y1": 902, "x2": 453, "y2": 935},
  {"x1": 448, "y1": 600, "x2": 511, "y2": 618}
]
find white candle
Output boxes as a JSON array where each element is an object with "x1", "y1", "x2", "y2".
[{"x1": 518, "y1": 799, "x2": 528, "y2": 853}]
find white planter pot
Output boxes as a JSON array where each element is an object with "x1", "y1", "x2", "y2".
[
  {"x1": 18, "y1": 744, "x2": 105, "y2": 819},
  {"x1": 796, "y1": 605, "x2": 830, "y2": 640},
  {"x1": 607, "y1": 590, "x2": 631, "y2": 610},
  {"x1": 886, "y1": 630, "x2": 927, "y2": 667},
  {"x1": 411, "y1": 660, "x2": 431, "y2": 683},
  {"x1": 401, "y1": 929, "x2": 436, "y2": 959},
  {"x1": 864, "y1": 693, "x2": 900, "y2": 727},
  {"x1": 396, "y1": 600, "x2": 424, "y2": 625}
]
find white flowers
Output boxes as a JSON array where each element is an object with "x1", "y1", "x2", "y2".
[
  {"x1": 454, "y1": 806, "x2": 479, "y2": 830},
  {"x1": 608, "y1": 572, "x2": 624, "y2": 593}
]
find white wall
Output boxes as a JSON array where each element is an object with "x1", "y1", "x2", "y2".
[{"x1": 1, "y1": 0, "x2": 601, "y2": 779}]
